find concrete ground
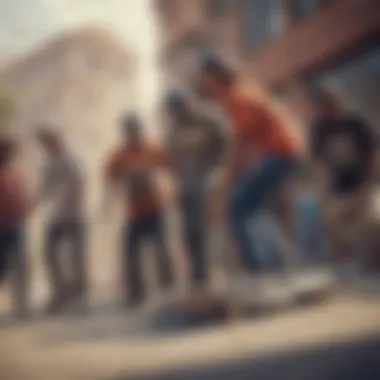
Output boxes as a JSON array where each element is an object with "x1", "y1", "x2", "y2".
[
  {"x1": 129, "y1": 335, "x2": 380, "y2": 380},
  {"x1": 0, "y1": 294, "x2": 380, "y2": 380}
]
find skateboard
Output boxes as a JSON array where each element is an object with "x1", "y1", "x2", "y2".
[{"x1": 182, "y1": 267, "x2": 336, "y2": 326}]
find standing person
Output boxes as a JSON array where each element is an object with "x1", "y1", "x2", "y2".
[
  {"x1": 104, "y1": 115, "x2": 174, "y2": 307},
  {"x1": 34, "y1": 126, "x2": 86, "y2": 314},
  {"x1": 196, "y1": 55, "x2": 301, "y2": 273},
  {"x1": 309, "y1": 90, "x2": 377, "y2": 272},
  {"x1": 0, "y1": 136, "x2": 29, "y2": 318},
  {"x1": 164, "y1": 92, "x2": 227, "y2": 288}
]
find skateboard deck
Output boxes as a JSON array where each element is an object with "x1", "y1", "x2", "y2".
[{"x1": 182, "y1": 267, "x2": 336, "y2": 325}]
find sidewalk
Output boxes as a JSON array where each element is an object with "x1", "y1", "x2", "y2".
[{"x1": 1, "y1": 295, "x2": 380, "y2": 380}]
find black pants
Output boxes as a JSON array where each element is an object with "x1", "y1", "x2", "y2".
[
  {"x1": 0, "y1": 226, "x2": 28, "y2": 314},
  {"x1": 180, "y1": 191, "x2": 207, "y2": 286},
  {"x1": 45, "y1": 220, "x2": 86, "y2": 301},
  {"x1": 123, "y1": 211, "x2": 173, "y2": 302}
]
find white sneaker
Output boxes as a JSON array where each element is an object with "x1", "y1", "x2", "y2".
[
  {"x1": 228, "y1": 273, "x2": 294, "y2": 309},
  {"x1": 288, "y1": 267, "x2": 336, "y2": 300},
  {"x1": 228, "y1": 268, "x2": 336, "y2": 309}
]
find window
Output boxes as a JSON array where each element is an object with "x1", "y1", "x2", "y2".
[{"x1": 241, "y1": 0, "x2": 283, "y2": 53}]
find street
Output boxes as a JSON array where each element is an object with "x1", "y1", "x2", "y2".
[
  {"x1": 130, "y1": 335, "x2": 380, "y2": 380},
  {"x1": 1, "y1": 294, "x2": 380, "y2": 380}
]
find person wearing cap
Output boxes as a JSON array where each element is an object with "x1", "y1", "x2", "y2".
[
  {"x1": 197, "y1": 55, "x2": 301, "y2": 273},
  {"x1": 33, "y1": 126, "x2": 86, "y2": 314},
  {"x1": 104, "y1": 114, "x2": 174, "y2": 306},
  {"x1": 0, "y1": 135, "x2": 30, "y2": 318},
  {"x1": 164, "y1": 92, "x2": 228, "y2": 288}
]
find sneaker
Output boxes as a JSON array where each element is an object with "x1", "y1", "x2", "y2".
[
  {"x1": 228, "y1": 273, "x2": 294, "y2": 309},
  {"x1": 288, "y1": 267, "x2": 336, "y2": 302}
]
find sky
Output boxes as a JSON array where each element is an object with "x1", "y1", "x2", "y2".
[{"x1": 0, "y1": 0, "x2": 161, "y2": 115}]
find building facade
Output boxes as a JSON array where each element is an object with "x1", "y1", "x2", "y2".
[{"x1": 156, "y1": 0, "x2": 380, "y2": 125}]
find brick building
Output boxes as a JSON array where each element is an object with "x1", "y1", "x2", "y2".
[{"x1": 155, "y1": 0, "x2": 380, "y2": 125}]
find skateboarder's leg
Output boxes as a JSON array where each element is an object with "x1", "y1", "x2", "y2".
[{"x1": 229, "y1": 156, "x2": 297, "y2": 272}]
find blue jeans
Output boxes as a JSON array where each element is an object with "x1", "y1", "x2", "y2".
[
  {"x1": 229, "y1": 155, "x2": 297, "y2": 272},
  {"x1": 295, "y1": 194, "x2": 323, "y2": 261}
]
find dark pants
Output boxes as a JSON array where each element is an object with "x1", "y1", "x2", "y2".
[
  {"x1": 0, "y1": 226, "x2": 28, "y2": 315},
  {"x1": 180, "y1": 190, "x2": 207, "y2": 286},
  {"x1": 123, "y1": 211, "x2": 173, "y2": 302},
  {"x1": 229, "y1": 155, "x2": 297, "y2": 272},
  {"x1": 45, "y1": 220, "x2": 86, "y2": 302}
]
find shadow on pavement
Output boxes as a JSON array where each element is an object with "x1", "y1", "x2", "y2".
[
  {"x1": 35, "y1": 298, "x2": 319, "y2": 347},
  {"x1": 112, "y1": 336, "x2": 380, "y2": 380},
  {"x1": 34, "y1": 300, "x2": 200, "y2": 346}
]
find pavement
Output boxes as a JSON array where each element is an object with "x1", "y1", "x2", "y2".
[
  {"x1": 1, "y1": 293, "x2": 380, "y2": 380},
  {"x1": 128, "y1": 335, "x2": 380, "y2": 380}
]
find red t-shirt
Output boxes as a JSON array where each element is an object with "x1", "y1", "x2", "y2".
[
  {"x1": 224, "y1": 92, "x2": 300, "y2": 172},
  {"x1": 0, "y1": 164, "x2": 28, "y2": 226},
  {"x1": 105, "y1": 143, "x2": 166, "y2": 219}
]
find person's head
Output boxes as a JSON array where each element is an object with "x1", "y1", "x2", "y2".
[
  {"x1": 197, "y1": 54, "x2": 236, "y2": 100},
  {"x1": 121, "y1": 114, "x2": 142, "y2": 146},
  {"x1": 164, "y1": 91, "x2": 192, "y2": 122},
  {"x1": 35, "y1": 126, "x2": 62, "y2": 155},
  {"x1": 0, "y1": 137, "x2": 16, "y2": 167},
  {"x1": 311, "y1": 89, "x2": 344, "y2": 119}
]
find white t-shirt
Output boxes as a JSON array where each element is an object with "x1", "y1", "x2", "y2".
[{"x1": 42, "y1": 150, "x2": 84, "y2": 222}]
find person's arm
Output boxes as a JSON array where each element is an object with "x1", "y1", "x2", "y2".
[
  {"x1": 68, "y1": 157, "x2": 84, "y2": 208},
  {"x1": 204, "y1": 115, "x2": 236, "y2": 222},
  {"x1": 30, "y1": 163, "x2": 54, "y2": 213},
  {"x1": 206, "y1": 115, "x2": 234, "y2": 189},
  {"x1": 101, "y1": 148, "x2": 124, "y2": 218}
]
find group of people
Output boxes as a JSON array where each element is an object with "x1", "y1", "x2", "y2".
[
  {"x1": 0, "y1": 55, "x2": 377, "y2": 318},
  {"x1": 0, "y1": 126, "x2": 86, "y2": 316}
]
